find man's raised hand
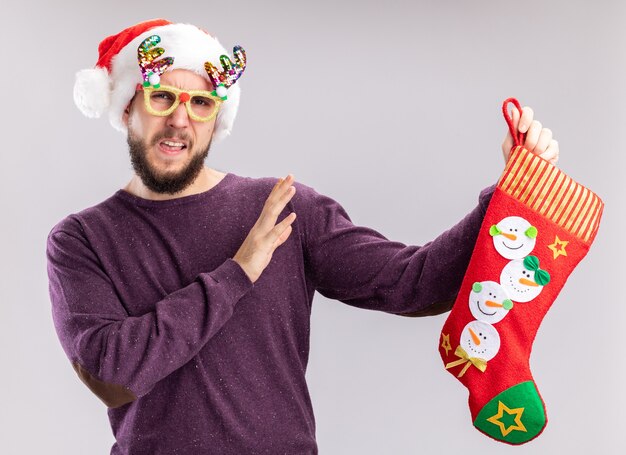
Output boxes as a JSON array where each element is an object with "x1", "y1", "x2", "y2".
[{"x1": 233, "y1": 174, "x2": 297, "y2": 283}]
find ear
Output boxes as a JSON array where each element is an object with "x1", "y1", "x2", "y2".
[
  {"x1": 122, "y1": 102, "x2": 132, "y2": 126},
  {"x1": 122, "y1": 92, "x2": 139, "y2": 127}
]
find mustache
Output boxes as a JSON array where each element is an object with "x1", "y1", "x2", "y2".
[{"x1": 150, "y1": 128, "x2": 193, "y2": 147}]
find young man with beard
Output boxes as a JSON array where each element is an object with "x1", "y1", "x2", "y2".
[{"x1": 47, "y1": 19, "x2": 559, "y2": 454}]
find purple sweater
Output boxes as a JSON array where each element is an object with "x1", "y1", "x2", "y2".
[{"x1": 46, "y1": 172, "x2": 495, "y2": 454}]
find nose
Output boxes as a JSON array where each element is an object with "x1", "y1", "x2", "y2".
[
  {"x1": 468, "y1": 327, "x2": 481, "y2": 346},
  {"x1": 502, "y1": 233, "x2": 517, "y2": 241},
  {"x1": 519, "y1": 277, "x2": 538, "y2": 287},
  {"x1": 167, "y1": 100, "x2": 191, "y2": 129}
]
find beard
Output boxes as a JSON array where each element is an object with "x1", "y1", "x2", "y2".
[{"x1": 127, "y1": 126, "x2": 212, "y2": 195}]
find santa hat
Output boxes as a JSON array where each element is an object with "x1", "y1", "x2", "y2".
[{"x1": 73, "y1": 19, "x2": 244, "y2": 143}]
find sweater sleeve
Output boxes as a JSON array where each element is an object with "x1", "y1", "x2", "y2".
[
  {"x1": 46, "y1": 222, "x2": 254, "y2": 408},
  {"x1": 294, "y1": 182, "x2": 496, "y2": 316}
]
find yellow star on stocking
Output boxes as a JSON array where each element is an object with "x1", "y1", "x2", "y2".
[
  {"x1": 486, "y1": 401, "x2": 527, "y2": 437},
  {"x1": 441, "y1": 333, "x2": 452, "y2": 356},
  {"x1": 548, "y1": 235, "x2": 569, "y2": 259}
]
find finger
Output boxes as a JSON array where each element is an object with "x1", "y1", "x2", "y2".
[
  {"x1": 269, "y1": 213, "x2": 297, "y2": 246},
  {"x1": 511, "y1": 105, "x2": 520, "y2": 128},
  {"x1": 273, "y1": 184, "x2": 296, "y2": 214},
  {"x1": 263, "y1": 179, "x2": 282, "y2": 210},
  {"x1": 272, "y1": 225, "x2": 293, "y2": 250},
  {"x1": 259, "y1": 175, "x2": 295, "y2": 228},
  {"x1": 274, "y1": 212, "x2": 297, "y2": 234},
  {"x1": 524, "y1": 120, "x2": 542, "y2": 151},
  {"x1": 259, "y1": 186, "x2": 295, "y2": 231},
  {"x1": 540, "y1": 151, "x2": 557, "y2": 164},
  {"x1": 518, "y1": 106, "x2": 534, "y2": 134},
  {"x1": 540, "y1": 139, "x2": 559, "y2": 164},
  {"x1": 267, "y1": 174, "x2": 293, "y2": 203},
  {"x1": 533, "y1": 128, "x2": 553, "y2": 155}
]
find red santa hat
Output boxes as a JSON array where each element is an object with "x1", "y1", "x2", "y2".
[{"x1": 73, "y1": 19, "x2": 244, "y2": 143}]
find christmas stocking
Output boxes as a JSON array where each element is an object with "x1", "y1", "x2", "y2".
[{"x1": 438, "y1": 98, "x2": 604, "y2": 444}]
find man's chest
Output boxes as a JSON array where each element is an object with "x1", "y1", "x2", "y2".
[{"x1": 91, "y1": 213, "x2": 310, "y2": 320}]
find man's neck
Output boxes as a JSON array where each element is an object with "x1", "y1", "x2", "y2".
[{"x1": 123, "y1": 166, "x2": 226, "y2": 201}]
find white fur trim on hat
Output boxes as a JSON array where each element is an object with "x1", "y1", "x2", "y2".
[{"x1": 74, "y1": 23, "x2": 242, "y2": 143}]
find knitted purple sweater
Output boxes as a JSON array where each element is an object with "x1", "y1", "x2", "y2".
[{"x1": 46, "y1": 172, "x2": 495, "y2": 454}]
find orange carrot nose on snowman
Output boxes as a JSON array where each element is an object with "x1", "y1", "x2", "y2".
[
  {"x1": 501, "y1": 232, "x2": 517, "y2": 241},
  {"x1": 484, "y1": 299, "x2": 514, "y2": 309},
  {"x1": 468, "y1": 327, "x2": 482, "y2": 345},
  {"x1": 519, "y1": 277, "x2": 539, "y2": 287}
]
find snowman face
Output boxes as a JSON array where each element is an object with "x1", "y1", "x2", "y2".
[
  {"x1": 468, "y1": 281, "x2": 513, "y2": 324},
  {"x1": 491, "y1": 216, "x2": 536, "y2": 259},
  {"x1": 500, "y1": 259, "x2": 544, "y2": 302},
  {"x1": 460, "y1": 320, "x2": 501, "y2": 361}
]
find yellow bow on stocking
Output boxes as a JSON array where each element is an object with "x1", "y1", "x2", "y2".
[{"x1": 445, "y1": 346, "x2": 487, "y2": 377}]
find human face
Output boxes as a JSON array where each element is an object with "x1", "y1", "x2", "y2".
[{"x1": 123, "y1": 69, "x2": 218, "y2": 195}]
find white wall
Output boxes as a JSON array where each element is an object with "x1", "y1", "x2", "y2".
[{"x1": 1, "y1": 0, "x2": 623, "y2": 453}]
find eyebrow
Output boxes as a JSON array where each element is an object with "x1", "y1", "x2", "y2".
[{"x1": 161, "y1": 80, "x2": 214, "y2": 91}]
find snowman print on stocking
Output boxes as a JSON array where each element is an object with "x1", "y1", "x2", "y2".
[
  {"x1": 469, "y1": 281, "x2": 514, "y2": 324},
  {"x1": 490, "y1": 216, "x2": 537, "y2": 260},
  {"x1": 446, "y1": 320, "x2": 501, "y2": 378},
  {"x1": 444, "y1": 216, "x2": 550, "y2": 377},
  {"x1": 500, "y1": 256, "x2": 550, "y2": 302}
]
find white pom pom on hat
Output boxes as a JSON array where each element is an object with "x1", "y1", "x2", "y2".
[
  {"x1": 73, "y1": 18, "x2": 243, "y2": 143},
  {"x1": 74, "y1": 67, "x2": 111, "y2": 118}
]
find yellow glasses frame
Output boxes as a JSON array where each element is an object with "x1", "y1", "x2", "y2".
[{"x1": 138, "y1": 84, "x2": 224, "y2": 122}]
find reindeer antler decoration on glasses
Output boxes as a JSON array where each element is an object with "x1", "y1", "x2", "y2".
[
  {"x1": 204, "y1": 46, "x2": 247, "y2": 101},
  {"x1": 137, "y1": 35, "x2": 174, "y2": 88}
]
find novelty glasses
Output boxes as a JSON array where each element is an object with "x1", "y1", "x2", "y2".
[{"x1": 136, "y1": 84, "x2": 224, "y2": 122}]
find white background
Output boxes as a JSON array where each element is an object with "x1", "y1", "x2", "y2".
[{"x1": 1, "y1": 0, "x2": 623, "y2": 453}]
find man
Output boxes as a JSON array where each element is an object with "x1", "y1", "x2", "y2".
[{"x1": 47, "y1": 19, "x2": 559, "y2": 454}]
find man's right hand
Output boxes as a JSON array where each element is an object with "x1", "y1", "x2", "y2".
[{"x1": 233, "y1": 174, "x2": 297, "y2": 283}]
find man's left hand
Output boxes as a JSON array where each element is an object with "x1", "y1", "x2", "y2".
[{"x1": 501, "y1": 106, "x2": 560, "y2": 165}]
